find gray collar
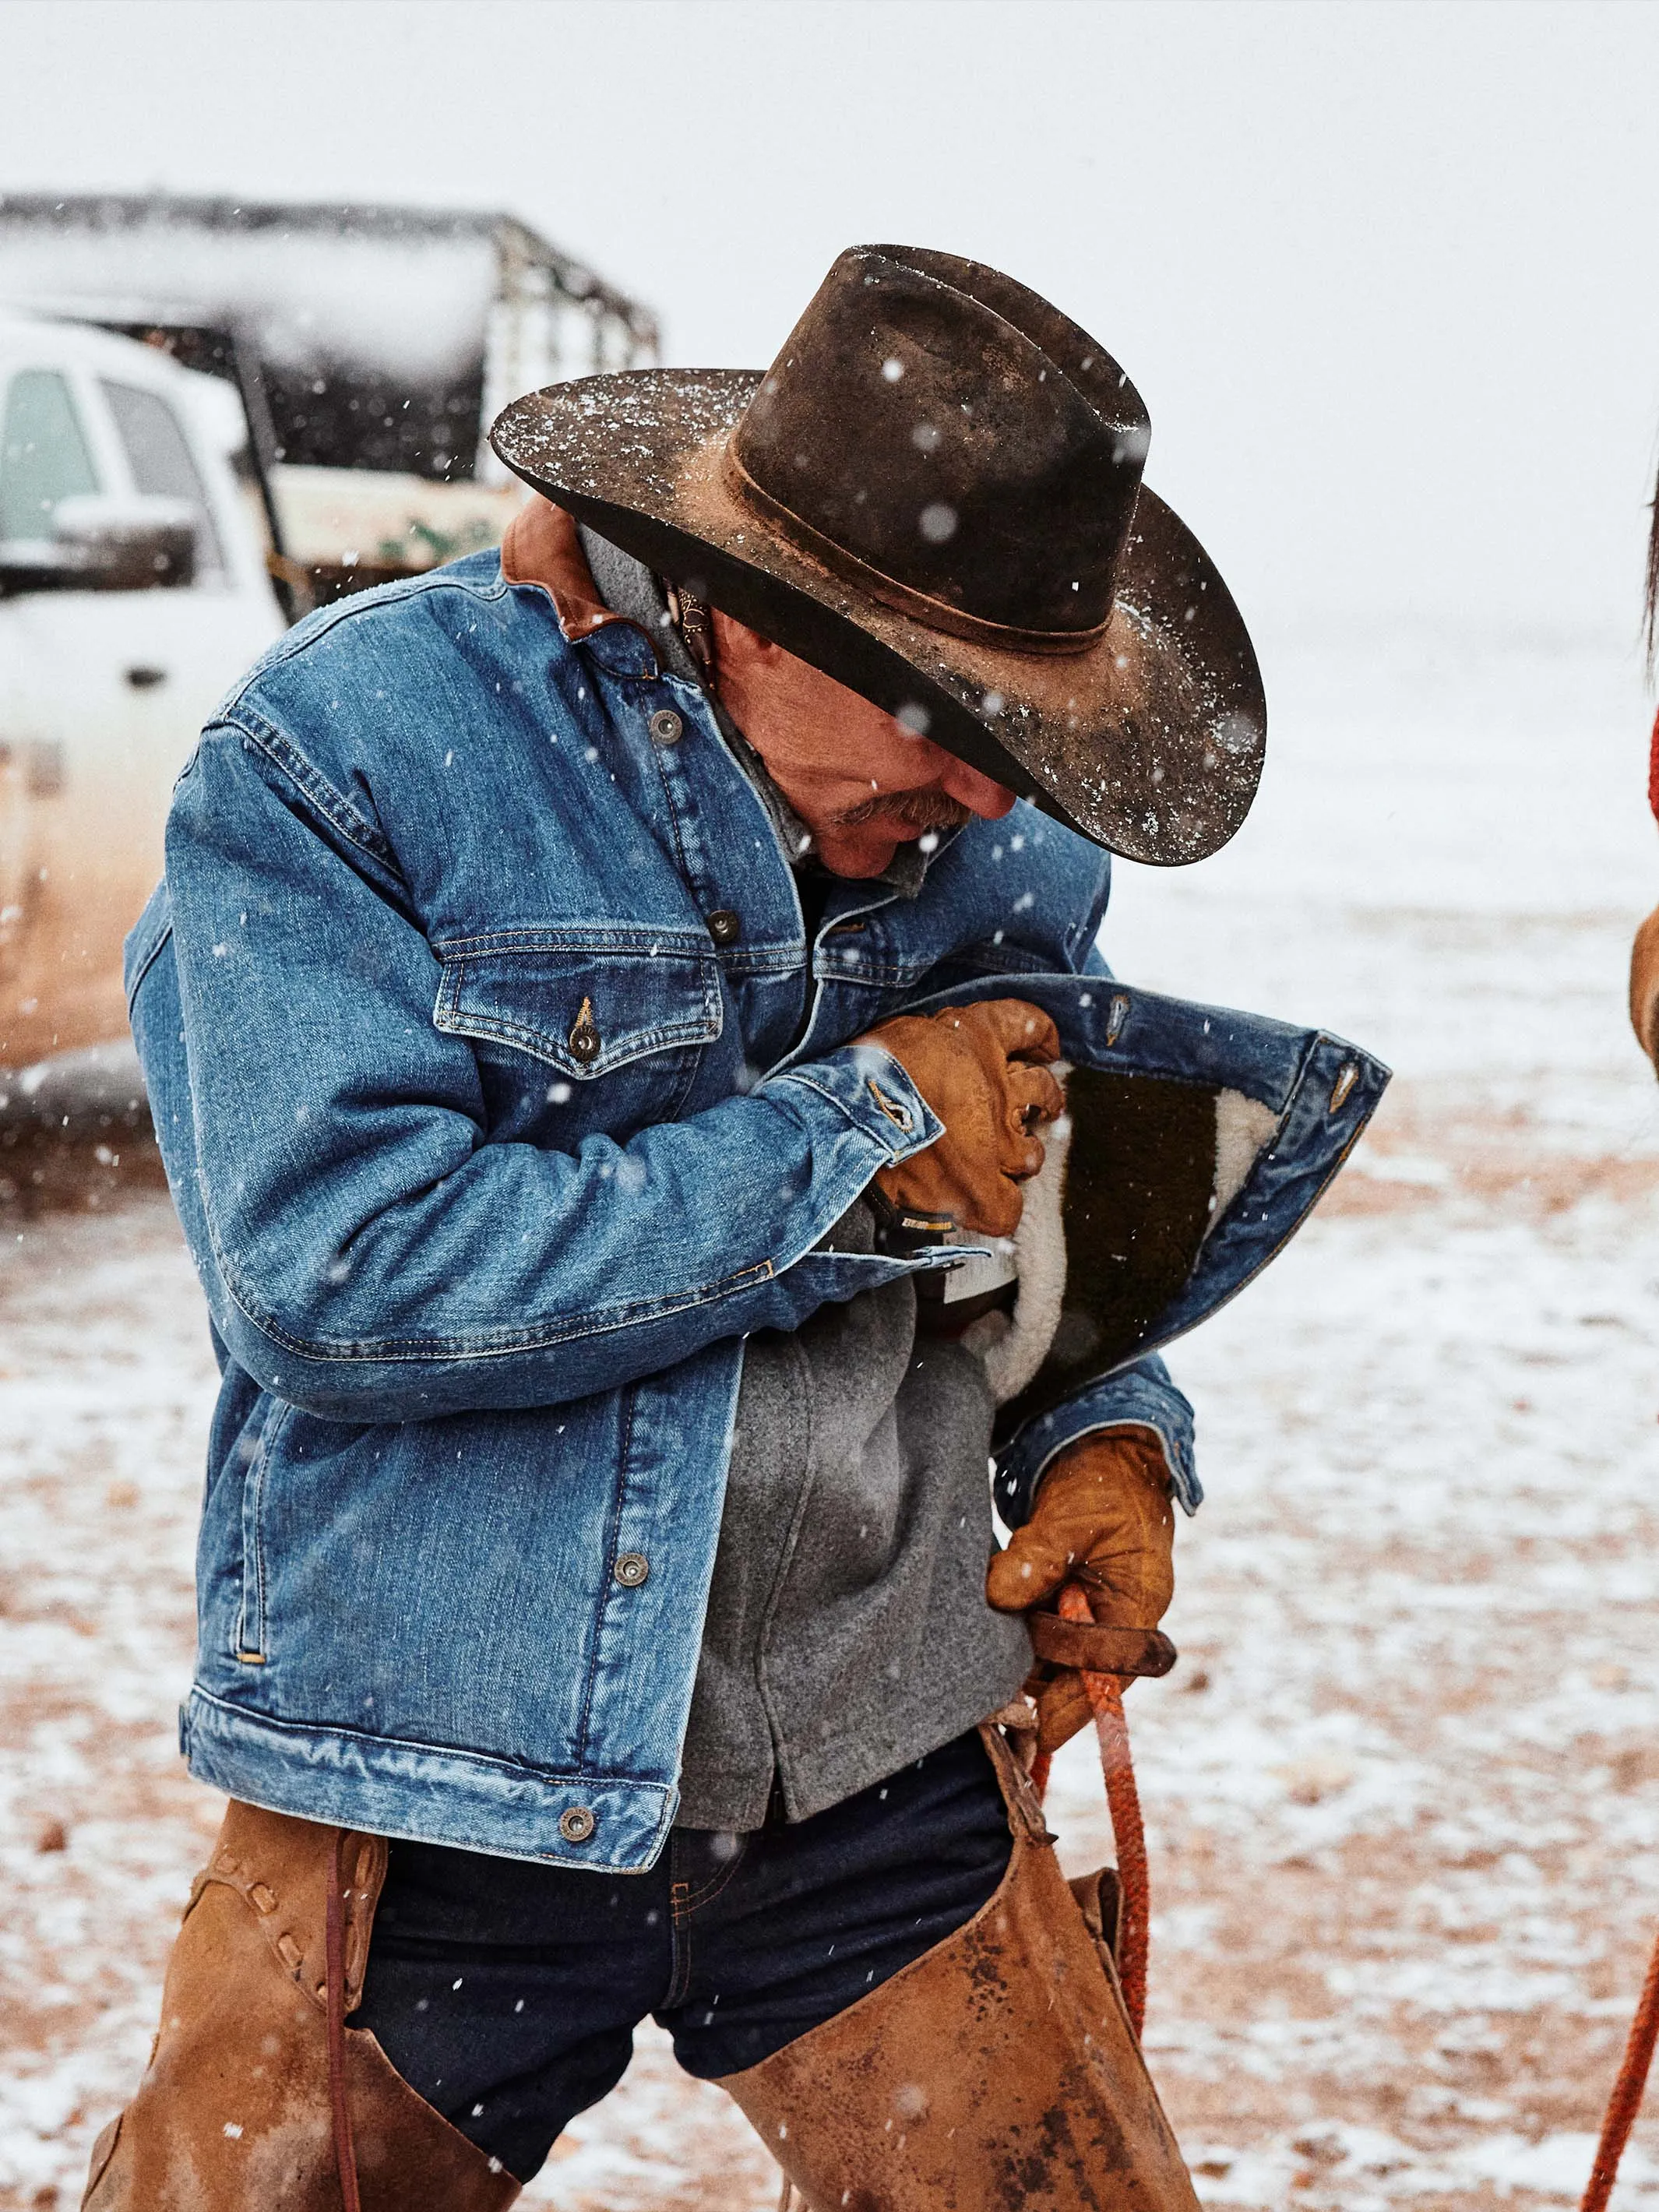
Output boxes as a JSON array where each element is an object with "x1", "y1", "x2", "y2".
[{"x1": 576, "y1": 522, "x2": 928, "y2": 897}]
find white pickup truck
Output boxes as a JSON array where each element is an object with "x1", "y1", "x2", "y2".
[{"x1": 0, "y1": 315, "x2": 284, "y2": 1076}]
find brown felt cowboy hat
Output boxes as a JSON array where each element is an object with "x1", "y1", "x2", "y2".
[{"x1": 490, "y1": 244, "x2": 1265, "y2": 864}]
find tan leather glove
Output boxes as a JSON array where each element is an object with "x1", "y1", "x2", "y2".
[
  {"x1": 985, "y1": 1426, "x2": 1176, "y2": 1755},
  {"x1": 861, "y1": 999, "x2": 1063, "y2": 1238}
]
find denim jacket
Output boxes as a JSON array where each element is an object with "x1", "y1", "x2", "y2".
[{"x1": 127, "y1": 549, "x2": 1386, "y2": 1870}]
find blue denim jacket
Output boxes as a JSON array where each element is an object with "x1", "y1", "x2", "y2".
[{"x1": 127, "y1": 550, "x2": 1386, "y2": 1870}]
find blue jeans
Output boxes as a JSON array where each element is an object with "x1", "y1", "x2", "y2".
[{"x1": 356, "y1": 1730, "x2": 1011, "y2": 2182}]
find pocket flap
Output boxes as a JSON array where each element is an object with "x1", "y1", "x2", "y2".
[{"x1": 433, "y1": 928, "x2": 723, "y2": 1079}]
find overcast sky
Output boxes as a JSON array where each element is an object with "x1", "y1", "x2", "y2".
[{"x1": 3, "y1": 0, "x2": 1657, "y2": 651}]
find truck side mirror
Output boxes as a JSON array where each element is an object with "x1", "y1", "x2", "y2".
[{"x1": 0, "y1": 495, "x2": 198, "y2": 595}]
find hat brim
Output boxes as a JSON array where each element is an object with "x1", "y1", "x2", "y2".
[{"x1": 491, "y1": 369, "x2": 1265, "y2": 865}]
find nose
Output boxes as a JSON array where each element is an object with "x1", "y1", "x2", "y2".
[{"x1": 939, "y1": 754, "x2": 1018, "y2": 820}]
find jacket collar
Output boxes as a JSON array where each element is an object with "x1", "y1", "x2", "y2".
[
  {"x1": 501, "y1": 496, "x2": 943, "y2": 896},
  {"x1": 500, "y1": 496, "x2": 635, "y2": 645}
]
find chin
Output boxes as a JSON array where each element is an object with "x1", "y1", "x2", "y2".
[{"x1": 822, "y1": 844, "x2": 900, "y2": 879}]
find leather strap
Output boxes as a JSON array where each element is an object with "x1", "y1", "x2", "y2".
[
  {"x1": 192, "y1": 1815, "x2": 386, "y2": 2013},
  {"x1": 976, "y1": 1718, "x2": 1055, "y2": 1846},
  {"x1": 1027, "y1": 1614, "x2": 1177, "y2": 1678},
  {"x1": 326, "y1": 1829, "x2": 362, "y2": 2212}
]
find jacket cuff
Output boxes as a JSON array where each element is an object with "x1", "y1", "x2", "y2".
[
  {"x1": 994, "y1": 1354, "x2": 1199, "y2": 1523},
  {"x1": 764, "y1": 1042, "x2": 943, "y2": 1164}
]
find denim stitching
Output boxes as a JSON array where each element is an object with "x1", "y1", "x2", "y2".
[
  {"x1": 235, "y1": 1400, "x2": 291, "y2": 1661},
  {"x1": 646, "y1": 713, "x2": 699, "y2": 889},
  {"x1": 124, "y1": 918, "x2": 174, "y2": 1013},
  {"x1": 431, "y1": 925, "x2": 719, "y2": 958},
  {"x1": 435, "y1": 1002, "x2": 721, "y2": 1076},
  {"x1": 432, "y1": 953, "x2": 723, "y2": 1074},
  {"x1": 700, "y1": 943, "x2": 806, "y2": 979},
  {"x1": 218, "y1": 715, "x2": 395, "y2": 870},
  {"x1": 671, "y1": 1840, "x2": 749, "y2": 1917},
  {"x1": 664, "y1": 1865, "x2": 696, "y2": 2006},
  {"x1": 772, "y1": 1065, "x2": 926, "y2": 1155},
  {"x1": 809, "y1": 955, "x2": 937, "y2": 988},
  {"x1": 212, "y1": 568, "x2": 518, "y2": 727},
  {"x1": 185, "y1": 1683, "x2": 646, "y2": 1792},
  {"x1": 574, "y1": 1385, "x2": 636, "y2": 1769}
]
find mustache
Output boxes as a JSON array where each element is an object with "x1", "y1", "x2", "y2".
[{"x1": 831, "y1": 790, "x2": 974, "y2": 833}]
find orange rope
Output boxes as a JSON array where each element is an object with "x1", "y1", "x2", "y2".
[
  {"x1": 1030, "y1": 1582, "x2": 1151, "y2": 2038},
  {"x1": 1580, "y1": 1920, "x2": 1659, "y2": 2212},
  {"x1": 1033, "y1": 1595, "x2": 1659, "y2": 2189}
]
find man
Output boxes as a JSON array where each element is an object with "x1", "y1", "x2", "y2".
[{"x1": 87, "y1": 246, "x2": 1362, "y2": 2211}]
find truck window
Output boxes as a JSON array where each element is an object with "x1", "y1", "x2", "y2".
[
  {"x1": 99, "y1": 379, "x2": 226, "y2": 583},
  {"x1": 0, "y1": 368, "x2": 100, "y2": 541}
]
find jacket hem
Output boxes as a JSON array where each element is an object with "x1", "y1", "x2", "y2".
[{"x1": 181, "y1": 1687, "x2": 678, "y2": 1872}]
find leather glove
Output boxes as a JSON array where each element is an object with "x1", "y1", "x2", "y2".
[
  {"x1": 984, "y1": 1425, "x2": 1176, "y2": 1756},
  {"x1": 861, "y1": 999, "x2": 1064, "y2": 1238}
]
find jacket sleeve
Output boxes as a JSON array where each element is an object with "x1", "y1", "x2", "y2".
[
  {"x1": 992, "y1": 1354, "x2": 1199, "y2": 1524},
  {"x1": 155, "y1": 725, "x2": 946, "y2": 1422}
]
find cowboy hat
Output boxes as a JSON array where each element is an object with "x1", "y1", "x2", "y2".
[{"x1": 490, "y1": 244, "x2": 1264, "y2": 864}]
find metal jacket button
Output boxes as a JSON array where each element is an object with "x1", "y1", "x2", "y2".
[
  {"x1": 569, "y1": 996, "x2": 601, "y2": 1065},
  {"x1": 707, "y1": 909, "x2": 741, "y2": 946},
  {"x1": 649, "y1": 708, "x2": 683, "y2": 745},
  {"x1": 558, "y1": 1806, "x2": 597, "y2": 1844},
  {"x1": 614, "y1": 1552, "x2": 650, "y2": 1587}
]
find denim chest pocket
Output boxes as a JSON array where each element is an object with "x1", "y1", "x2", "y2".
[{"x1": 433, "y1": 927, "x2": 724, "y2": 1135}]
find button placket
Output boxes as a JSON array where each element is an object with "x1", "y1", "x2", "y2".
[
  {"x1": 638, "y1": 682, "x2": 810, "y2": 1060},
  {"x1": 643, "y1": 688, "x2": 719, "y2": 900},
  {"x1": 642, "y1": 691, "x2": 767, "y2": 997}
]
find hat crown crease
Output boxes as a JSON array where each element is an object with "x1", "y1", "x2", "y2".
[{"x1": 730, "y1": 245, "x2": 1149, "y2": 639}]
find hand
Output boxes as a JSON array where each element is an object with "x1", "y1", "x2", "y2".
[
  {"x1": 984, "y1": 1426, "x2": 1175, "y2": 1755},
  {"x1": 861, "y1": 999, "x2": 1064, "y2": 1238}
]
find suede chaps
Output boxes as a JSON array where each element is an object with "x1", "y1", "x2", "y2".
[{"x1": 84, "y1": 1726, "x2": 1198, "y2": 2209}]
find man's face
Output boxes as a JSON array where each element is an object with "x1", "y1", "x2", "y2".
[{"x1": 709, "y1": 608, "x2": 1016, "y2": 879}]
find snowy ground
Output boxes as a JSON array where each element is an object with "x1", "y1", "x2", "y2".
[{"x1": 5, "y1": 632, "x2": 1659, "y2": 2209}]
